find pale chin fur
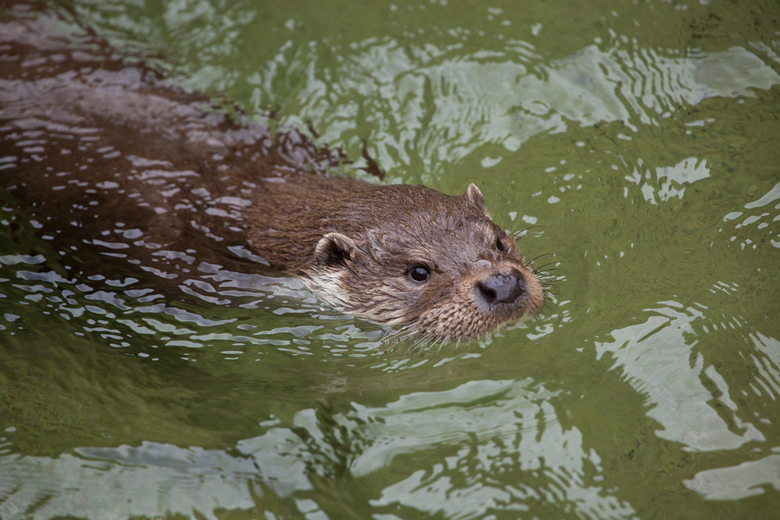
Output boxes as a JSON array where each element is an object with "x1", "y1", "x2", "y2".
[
  {"x1": 303, "y1": 271, "x2": 411, "y2": 327},
  {"x1": 303, "y1": 271, "x2": 353, "y2": 310},
  {"x1": 303, "y1": 277, "x2": 531, "y2": 348}
]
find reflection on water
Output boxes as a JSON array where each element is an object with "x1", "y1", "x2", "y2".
[
  {"x1": 2, "y1": 0, "x2": 780, "y2": 518},
  {"x1": 1, "y1": 379, "x2": 639, "y2": 519},
  {"x1": 282, "y1": 42, "x2": 780, "y2": 174},
  {"x1": 686, "y1": 451, "x2": 780, "y2": 500},
  {"x1": 0, "y1": 244, "x2": 381, "y2": 359},
  {"x1": 627, "y1": 156, "x2": 712, "y2": 204},
  {"x1": 596, "y1": 302, "x2": 766, "y2": 452}
]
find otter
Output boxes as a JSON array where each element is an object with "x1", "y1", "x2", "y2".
[
  {"x1": 248, "y1": 176, "x2": 543, "y2": 342},
  {"x1": 0, "y1": 3, "x2": 544, "y2": 343}
]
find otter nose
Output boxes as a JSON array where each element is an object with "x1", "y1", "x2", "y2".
[{"x1": 476, "y1": 269, "x2": 525, "y2": 305}]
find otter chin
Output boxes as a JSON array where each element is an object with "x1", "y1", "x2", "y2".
[{"x1": 248, "y1": 175, "x2": 544, "y2": 343}]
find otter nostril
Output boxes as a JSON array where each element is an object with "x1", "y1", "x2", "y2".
[
  {"x1": 476, "y1": 268, "x2": 525, "y2": 306},
  {"x1": 477, "y1": 283, "x2": 497, "y2": 304}
]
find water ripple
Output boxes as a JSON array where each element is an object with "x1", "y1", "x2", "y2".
[{"x1": 253, "y1": 38, "x2": 780, "y2": 180}]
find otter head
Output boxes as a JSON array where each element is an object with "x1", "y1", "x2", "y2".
[{"x1": 300, "y1": 183, "x2": 544, "y2": 343}]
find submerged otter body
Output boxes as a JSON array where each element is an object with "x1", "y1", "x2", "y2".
[{"x1": 0, "y1": 5, "x2": 543, "y2": 343}]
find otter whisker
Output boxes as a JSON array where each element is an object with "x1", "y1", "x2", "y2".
[
  {"x1": 531, "y1": 261, "x2": 559, "y2": 272},
  {"x1": 528, "y1": 252, "x2": 557, "y2": 263}
]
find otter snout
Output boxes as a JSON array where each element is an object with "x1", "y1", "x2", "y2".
[{"x1": 476, "y1": 268, "x2": 526, "y2": 305}]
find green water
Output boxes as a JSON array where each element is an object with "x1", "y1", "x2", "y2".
[{"x1": 1, "y1": 0, "x2": 779, "y2": 518}]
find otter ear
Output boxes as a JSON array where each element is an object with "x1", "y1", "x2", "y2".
[
  {"x1": 463, "y1": 183, "x2": 489, "y2": 216},
  {"x1": 314, "y1": 233, "x2": 356, "y2": 269}
]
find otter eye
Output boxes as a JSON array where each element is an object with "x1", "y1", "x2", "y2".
[
  {"x1": 408, "y1": 265, "x2": 430, "y2": 283},
  {"x1": 496, "y1": 236, "x2": 505, "y2": 252}
]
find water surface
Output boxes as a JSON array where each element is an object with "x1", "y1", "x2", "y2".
[{"x1": 1, "y1": 0, "x2": 779, "y2": 518}]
